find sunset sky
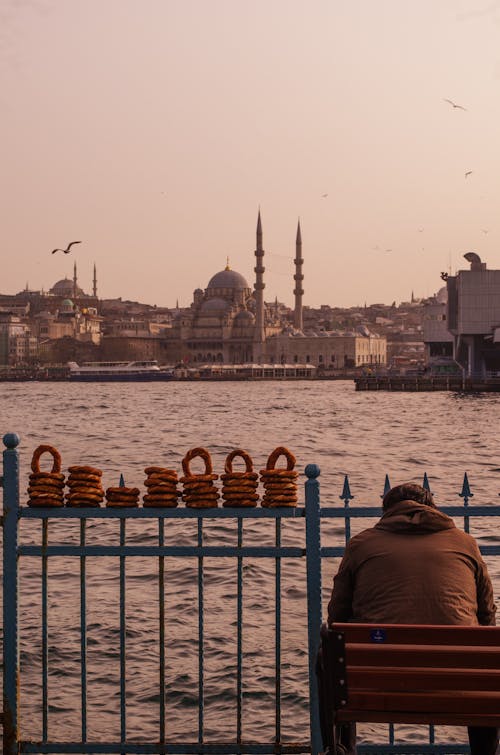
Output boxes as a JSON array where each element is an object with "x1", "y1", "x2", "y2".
[{"x1": 2, "y1": 0, "x2": 500, "y2": 308}]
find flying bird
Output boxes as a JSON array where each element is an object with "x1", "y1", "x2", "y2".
[
  {"x1": 465, "y1": 171, "x2": 473, "y2": 178},
  {"x1": 51, "y1": 241, "x2": 82, "y2": 254},
  {"x1": 321, "y1": 193, "x2": 328, "y2": 198},
  {"x1": 443, "y1": 98, "x2": 467, "y2": 111}
]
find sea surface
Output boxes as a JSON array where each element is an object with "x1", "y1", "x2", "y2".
[{"x1": 1, "y1": 379, "x2": 500, "y2": 750}]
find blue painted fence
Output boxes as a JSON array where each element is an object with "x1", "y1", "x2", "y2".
[{"x1": 2, "y1": 432, "x2": 500, "y2": 755}]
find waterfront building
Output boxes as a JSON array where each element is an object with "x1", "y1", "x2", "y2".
[{"x1": 446, "y1": 253, "x2": 500, "y2": 376}]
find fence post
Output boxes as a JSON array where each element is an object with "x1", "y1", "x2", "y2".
[
  {"x1": 2, "y1": 432, "x2": 20, "y2": 755},
  {"x1": 305, "y1": 463, "x2": 322, "y2": 755}
]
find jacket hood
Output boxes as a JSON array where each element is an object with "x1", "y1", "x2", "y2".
[{"x1": 375, "y1": 499, "x2": 456, "y2": 534}]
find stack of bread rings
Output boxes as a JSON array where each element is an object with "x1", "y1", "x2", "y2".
[
  {"x1": 221, "y1": 449, "x2": 259, "y2": 507},
  {"x1": 181, "y1": 447, "x2": 219, "y2": 508},
  {"x1": 27, "y1": 445, "x2": 65, "y2": 507},
  {"x1": 106, "y1": 481, "x2": 140, "y2": 507},
  {"x1": 260, "y1": 446, "x2": 299, "y2": 507},
  {"x1": 66, "y1": 465, "x2": 104, "y2": 507},
  {"x1": 143, "y1": 466, "x2": 179, "y2": 507}
]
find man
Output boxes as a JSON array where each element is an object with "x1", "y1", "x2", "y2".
[{"x1": 321, "y1": 482, "x2": 498, "y2": 755}]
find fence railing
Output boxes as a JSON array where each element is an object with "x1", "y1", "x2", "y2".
[{"x1": 2, "y1": 432, "x2": 500, "y2": 755}]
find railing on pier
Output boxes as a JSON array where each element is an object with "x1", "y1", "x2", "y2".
[{"x1": 2, "y1": 433, "x2": 500, "y2": 755}]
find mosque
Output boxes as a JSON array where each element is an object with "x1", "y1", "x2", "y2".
[{"x1": 159, "y1": 213, "x2": 386, "y2": 369}]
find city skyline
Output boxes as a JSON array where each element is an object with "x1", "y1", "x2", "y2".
[{"x1": 2, "y1": 0, "x2": 500, "y2": 308}]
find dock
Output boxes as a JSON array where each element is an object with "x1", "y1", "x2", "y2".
[{"x1": 354, "y1": 375, "x2": 500, "y2": 392}]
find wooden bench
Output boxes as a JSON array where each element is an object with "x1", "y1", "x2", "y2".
[{"x1": 320, "y1": 622, "x2": 500, "y2": 752}]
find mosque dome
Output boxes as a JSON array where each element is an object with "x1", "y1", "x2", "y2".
[
  {"x1": 200, "y1": 297, "x2": 231, "y2": 312},
  {"x1": 435, "y1": 286, "x2": 448, "y2": 304},
  {"x1": 234, "y1": 310, "x2": 255, "y2": 325},
  {"x1": 207, "y1": 269, "x2": 249, "y2": 290},
  {"x1": 50, "y1": 277, "x2": 84, "y2": 297}
]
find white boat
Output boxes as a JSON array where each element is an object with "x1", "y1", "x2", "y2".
[{"x1": 67, "y1": 360, "x2": 174, "y2": 382}]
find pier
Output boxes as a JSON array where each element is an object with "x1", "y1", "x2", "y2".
[
  {"x1": 2, "y1": 435, "x2": 500, "y2": 754},
  {"x1": 354, "y1": 375, "x2": 500, "y2": 392}
]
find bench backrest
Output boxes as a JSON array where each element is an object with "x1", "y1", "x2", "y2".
[{"x1": 322, "y1": 623, "x2": 500, "y2": 727}]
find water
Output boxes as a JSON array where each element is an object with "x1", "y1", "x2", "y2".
[{"x1": 1, "y1": 380, "x2": 500, "y2": 748}]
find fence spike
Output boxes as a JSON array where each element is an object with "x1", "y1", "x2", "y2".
[
  {"x1": 422, "y1": 472, "x2": 431, "y2": 492},
  {"x1": 381, "y1": 474, "x2": 391, "y2": 499},
  {"x1": 459, "y1": 472, "x2": 473, "y2": 499},
  {"x1": 119, "y1": 473, "x2": 125, "y2": 487},
  {"x1": 339, "y1": 474, "x2": 354, "y2": 503}
]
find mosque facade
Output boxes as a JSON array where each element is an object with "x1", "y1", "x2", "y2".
[{"x1": 158, "y1": 213, "x2": 386, "y2": 369}]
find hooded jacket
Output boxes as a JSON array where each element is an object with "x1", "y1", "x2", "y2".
[{"x1": 327, "y1": 499, "x2": 496, "y2": 626}]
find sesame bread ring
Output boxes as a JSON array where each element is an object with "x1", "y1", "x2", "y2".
[
  {"x1": 223, "y1": 499, "x2": 258, "y2": 508},
  {"x1": 27, "y1": 485, "x2": 63, "y2": 497},
  {"x1": 259, "y1": 469, "x2": 299, "y2": 479},
  {"x1": 143, "y1": 492, "x2": 179, "y2": 501},
  {"x1": 224, "y1": 449, "x2": 254, "y2": 475},
  {"x1": 29, "y1": 471, "x2": 65, "y2": 482},
  {"x1": 106, "y1": 499, "x2": 139, "y2": 508},
  {"x1": 180, "y1": 474, "x2": 218, "y2": 484},
  {"x1": 144, "y1": 476, "x2": 178, "y2": 485},
  {"x1": 146, "y1": 485, "x2": 179, "y2": 495},
  {"x1": 143, "y1": 497, "x2": 179, "y2": 508},
  {"x1": 182, "y1": 491, "x2": 219, "y2": 500},
  {"x1": 106, "y1": 486, "x2": 140, "y2": 496},
  {"x1": 31, "y1": 445, "x2": 62, "y2": 474},
  {"x1": 185, "y1": 499, "x2": 219, "y2": 509},
  {"x1": 223, "y1": 492, "x2": 259, "y2": 501},
  {"x1": 67, "y1": 473, "x2": 102, "y2": 484},
  {"x1": 66, "y1": 499, "x2": 101, "y2": 508},
  {"x1": 28, "y1": 477, "x2": 64, "y2": 492},
  {"x1": 144, "y1": 466, "x2": 178, "y2": 477},
  {"x1": 66, "y1": 494, "x2": 103, "y2": 504},
  {"x1": 28, "y1": 490, "x2": 64, "y2": 501},
  {"x1": 266, "y1": 446, "x2": 296, "y2": 472},
  {"x1": 182, "y1": 447, "x2": 213, "y2": 477},
  {"x1": 28, "y1": 495, "x2": 64, "y2": 508},
  {"x1": 68, "y1": 465, "x2": 102, "y2": 476},
  {"x1": 220, "y1": 472, "x2": 259, "y2": 482}
]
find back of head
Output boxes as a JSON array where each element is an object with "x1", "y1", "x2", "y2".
[{"x1": 382, "y1": 482, "x2": 435, "y2": 511}]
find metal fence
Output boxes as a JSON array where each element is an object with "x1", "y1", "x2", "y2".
[{"x1": 2, "y1": 432, "x2": 500, "y2": 755}]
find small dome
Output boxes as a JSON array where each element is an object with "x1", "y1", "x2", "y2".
[
  {"x1": 50, "y1": 277, "x2": 84, "y2": 297},
  {"x1": 200, "y1": 297, "x2": 231, "y2": 312},
  {"x1": 61, "y1": 298, "x2": 73, "y2": 307},
  {"x1": 207, "y1": 269, "x2": 249, "y2": 290},
  {"x1": 234, "y1": 310, "x2": 255, "y2": 324}
]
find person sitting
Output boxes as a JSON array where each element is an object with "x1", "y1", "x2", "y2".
[{"x1": 318, "y1": 482, "x2": 498, "y2": 755}]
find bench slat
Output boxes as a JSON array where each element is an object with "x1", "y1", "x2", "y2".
[
  {"x1": 349, "y1": 666, "x2": 500, "y2": 691},
  {"x1": 347, "y1": 690, "x2": 500, "y2": 715},
  {"x1": 336, "y1": 709, "x2": 500, "y2": 727},
  {"x1": 346, "y1": 644, "x2": 500, "y2": 669},
  {"x1": 332, "y1": 622, "x2": 500, "y2": 645}
]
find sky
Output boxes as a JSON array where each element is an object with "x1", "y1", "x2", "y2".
[{"x1": 2, "y1": 0, "x2": 500, "y2": 308}]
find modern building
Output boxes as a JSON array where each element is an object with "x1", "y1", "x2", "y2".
[{"x1": 446, "y1": 253, "x2": 500, "y2": 376}]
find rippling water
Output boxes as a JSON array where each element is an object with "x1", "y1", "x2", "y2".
[{"x1": 1, "y1": 380, "x2": 500, "y2": 747}]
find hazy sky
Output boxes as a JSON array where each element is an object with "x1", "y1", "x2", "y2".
[{"x1": 2, "y1": 0, "x2": 500, "y2": 308}]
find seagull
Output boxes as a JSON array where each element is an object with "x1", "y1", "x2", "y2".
[
  {"x1": 443, "y1": 98, "x2": 467, "y2": 111},
  {"x1": 440, "y1": 272, "x2": 449, "y2": 281},
  {"x1": 465, "y1": 171, "x2": 473, "y2": 178},
  {"x1": 321, "y1": 193, "x2": 328, "y2": 198},
  {"x1": 51, "y1": 241, "x2": 82, "y2": 254},
  {"x1": 482, "y1": 229, "x2": 489, "y2": 234}
]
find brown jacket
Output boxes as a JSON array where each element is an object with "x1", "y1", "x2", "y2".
[{"x1": 328, "y1": 500, "x2": 496, "y2": 626}]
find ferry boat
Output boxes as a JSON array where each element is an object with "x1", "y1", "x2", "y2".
[{"x1": 67, "y1": 360, "x2": 175, "y2": 382}]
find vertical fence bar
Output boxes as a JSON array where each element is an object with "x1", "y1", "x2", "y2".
[
  {"x1": 275, "y1": 517, "x2": 282, "y2": 746},
  {"x1": 236, "y1": 517, "x2": 243, "y2": 745},
  {"x1": 305, "y1": 463, "x2": 322, "y2": 755},
  {"x1": 42, "y1": 518, "x2": 49, "y2": 741},
  {"x1": 159, "y1": 518, "x2": 166, "y2": 744},
  {"x1": 2, "y1": 433, "x2": 21, "y2": 755},
  {"x1": 120, "y1": 518, "x2": 127, "y2": 745},
  {"x1": 340, "y1": 475, "x2": 353, "y2": 543},
  {"x1": 80, "y1": 519, "x2": 87, "y2": 742},
  {"x1": 460, "y1": 472, "x2": 472, "y2": 534},
  {"x1": 197, "y1": 517, "x2": 204, "y2": 745}
]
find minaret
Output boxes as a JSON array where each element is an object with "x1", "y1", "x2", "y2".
[
  {"x1": 253, "y1": 211, "x2": 266, "y2": 350},
  {"x1": 293, "y1": 220, "x2": 304, "y2": 331},
  {"x1": 93, "y1": 263, "x2": 97, "y2": 297},
  {"x1": 73, "y1": 262, "x2": 78, "y2": 300}
]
